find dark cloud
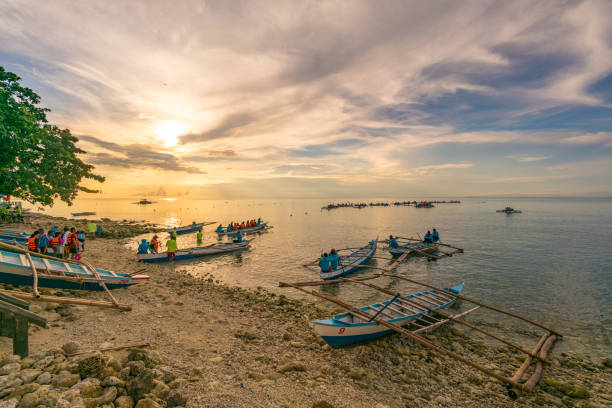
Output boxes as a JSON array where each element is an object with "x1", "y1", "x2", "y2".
[
  {"x1": 180, "y1": 113, "x2": 255, "y2": 144},
  {"x1": 79, "y1": 135, "x2": 206, "y2": 174}
]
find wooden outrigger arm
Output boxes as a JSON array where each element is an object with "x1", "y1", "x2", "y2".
[{"x1": 280, "y1": 281, "x2": 525, "y2": 392}]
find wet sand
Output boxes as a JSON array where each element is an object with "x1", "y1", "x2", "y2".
[{"x1": 0, "y1": 214, "x2": 610, "y2": 407}]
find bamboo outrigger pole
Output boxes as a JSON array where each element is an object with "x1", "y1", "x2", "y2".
[
  {"x1": 379, "y1": 273, "x2": 562, "y2": 336},
  {"x1": 280, "y1": 281, "x2": 524, "y2": 391},
  {"x1": 342, "y1": 277, "x2": 549, "y2": 363},
  {"x1": 0, "y1": 289, "x2": 131, "y2": 310}
]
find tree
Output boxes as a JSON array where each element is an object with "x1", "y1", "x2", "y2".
[{"x1": 0, "y1": 66, "x2": 104, "y2": 206}]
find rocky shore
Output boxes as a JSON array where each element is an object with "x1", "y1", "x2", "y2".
[{"x1": 0, "y1": 214, "x2": 610, "y2": 407}]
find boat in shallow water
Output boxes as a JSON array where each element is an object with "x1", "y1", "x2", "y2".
[
  {"x1": 496, "y1": 208, "x2": 522, "y2": 214},
  {"x1": 388, "y1": 241, "x2": 438, "y2": 257},
  {"x1": 312, "y1": 283, "x2": 464, "y2": 346},
  {"x1": 71, "y1": 212, "x2": 96, "y2": 216},
  {"x1": 320, "y1": 239, "x2": 378, "y2": 281},
  {"x1": 216, "y1": 222, "x2": 268, "y2": 236},
  {"x1": 0, "y1": 249, "x2": 149, "y2": 290},
  {"x1": 138, "y1": 240, "x2": 252, "y2": 262},
  {"x1": 167, "y1": 222, "x2": 215, "y2": 235}
]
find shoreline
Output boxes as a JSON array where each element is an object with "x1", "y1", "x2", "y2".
[{"x1": 0, "y1": 213, "x2": 610, "y2": 407}]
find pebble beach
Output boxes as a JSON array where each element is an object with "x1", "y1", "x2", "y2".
[{"x1": 0, "y1": 213, "x2": 610, "y2": 408}]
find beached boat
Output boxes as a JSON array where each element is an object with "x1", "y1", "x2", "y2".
[
  {"x1": 311, "y1": 283, "x2": 463, "y2": 346},
  {"x1": 0, "y1": 232, "x2": 28, "y2": 243},
  {"x1": 71, "y1": 212, "x2": 96, "y2": 217},
  {"x1": 167, "y1": 222, "x2": 215, "y2": 235},
  {"x1": 0, "y1": 230, "x2": 29, "y2": 237},
  {"x1": 138, "y1": 240, "x2": 252, "y2": 263},
  {"x1": 496, "y1": 208, "x2": 522, "y2": 214},
  {"x1": 0, "y1": 249, "x2": 149, "y2": 291},
  {"x1": 217, "y1": 222, "x2": 268, "y2": 236},
  {"x1": 388, "y1": 241, "x2": 438, "y2": 257},
  {"x1": 320, "y1": 239, "x2": 378, "y2": 281}
]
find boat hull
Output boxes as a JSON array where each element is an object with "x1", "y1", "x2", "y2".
[
  {"x1": 0, "y1": 233, "x2": 28, "y2": 243},
  {"x1": 320, "y1": 239, "x2": 378, "y2": 280},
  {"x1": 313, "y1": 283, "x2": 463, "y2": 347},
  {"x1": 138, "y1": 240, "x2": 251, "y2": 262}
]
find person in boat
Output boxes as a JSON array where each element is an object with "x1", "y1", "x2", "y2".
[
  {"x1": 233, "y1": 230, "x2": 243, "y2": 243},
  {"x1": 329, "y1": 249, "x2": 339, "y2": 270},
  {"x1": 240, "y1": 221, "x2": 245, "y2": 229},
  {"x1": 319, "y1": 253, "x2": 331, "y2": 273},
  {"x1": 196, "y1": 230, "x2": 203, "y2": 244},
  {"x1": 149, "y1": 235, "x2": 159, "y2": 253},
  {"x1": 166, "y1": 234, "x2": 177, "y2": 261},
  {"x1": 192, "y1": 221, "x2": 196, "y2": 225},
  {"x1": 389, "y1": 235, "x2": 399, "y2": 249},
  {"x1": 67, "y1": 228, "x2": 79, "y2": 260},
  {"x1": 137, "y1": 238, "x2": 154, "y2": 254},
  {"x1": 257, "y1": 218, "x2": 261, "y2": 225},
  {"x1": 28, "y1": 231, "x2": 40, "y2": 253},
  {"x1": 171, "y1": 228, "x2": 178, "y2": 239},
  {"x1": 227, "y1": 223, "x2": 233, "y2": 232},
  {"x1": 50, "y1": 225, "x2": 58, "y2": 234},
  {"x1": 432, "y1": 228, "x2": 439, "y2": 243},
  {"x1": 216, "y1": 224, "x2": 224, "y2": 233},
  {"x1": 423, "y1": 230, "x2": 433, "y2": 244}
]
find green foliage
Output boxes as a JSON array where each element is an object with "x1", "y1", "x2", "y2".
[{"x1": 0, "y1": 66, "x2": 104, "y2": 206}]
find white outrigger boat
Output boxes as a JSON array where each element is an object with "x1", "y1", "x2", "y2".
[
  {"x1": 138, "y1": 240, "x2": 252, "y2": 262},
  {"x1": 312, "y1": 283, "x2": 464, "y2": 346}
]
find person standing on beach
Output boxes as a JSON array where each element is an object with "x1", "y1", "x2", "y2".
[
  {"x1": 166, "y1": 235, "x2": 177, "y2": 261},
  {"x1": 38, "y1": 229, "x2": 49, "y2": 254},
  {"x1": 62, "y1": 227, "x2": 70, "y2": 259},
  {"x1": 28, "y1": 231, "x2": 40, "y2": 253},
  {"x1": 87, "y1": 222, "x2": 97, "y2": 239},
  {"x1": 67, "y1": 228, "x2": 79, "y2": 260},
  {"x1": 149, "y1": 235, "x2": 159, "y2": 253},
  {"x1": 196, "y1": 230, "x2": 203, "y2": 245}
]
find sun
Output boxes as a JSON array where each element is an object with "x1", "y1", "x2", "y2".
[{"x1": 155, "y1": 121, "x2": 187, "y2": 147}]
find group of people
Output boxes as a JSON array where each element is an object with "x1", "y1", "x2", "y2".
[
  {"x1": 218, "y1": 218, "x2": 261, "y2": 233},
  {"x1": 27, "y1": 226, "x2": 86, "y2": 260},
  {"x1": 318, "y1": 249, "x2": 340, "y2": 272},
  {"x1": 0, "y1": 205, "x2": 22, "y2": 223},
  {"x1": 388, "y1": 228, "x2": 440, "y2": 249}
]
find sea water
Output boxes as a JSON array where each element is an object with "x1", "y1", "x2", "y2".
[{"x1": 39, "y1": 197, "x2": 611, "y2": 357}]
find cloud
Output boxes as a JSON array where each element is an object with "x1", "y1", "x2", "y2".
[
  {"x1": 517, "y1": 156, "x2": 551, "y2": 162},
  {"x1": 79, "y1": 135, "x2": 206, "y2": 174},
  {"x1": 1, "y1": 1, "x2": 611, "y2": 196}
]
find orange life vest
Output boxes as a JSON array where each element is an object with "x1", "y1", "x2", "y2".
[
  {"x1": 50, "y1": 237, "x2": 59, "y2": 249},
  {"x1": 28, "y1": 237, "x2": 37, "y2": 251}
]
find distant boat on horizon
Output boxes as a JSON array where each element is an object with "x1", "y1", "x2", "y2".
[{"x1": 135, "y1": 198, "x2": 154, "y2": 205}]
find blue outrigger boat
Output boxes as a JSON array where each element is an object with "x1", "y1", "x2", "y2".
[
  {"x1": 0, "y1": 248, "x2": 149, "y2": 291},
  {"x1": 138, "y1": 239, "x2": 252, "y2": 262},
  {"x1": 0, "y1": 233, "x2": 28, "y2": 244},
  {"x1": 312, "y1": 283, "x2": 464, "y2": 346},
  {"x1": 167, "y1": 221, "x2": 215, "y2": 235},
  {"x1": 320, "y1": 239, "x2": 377, "y2": 281}
]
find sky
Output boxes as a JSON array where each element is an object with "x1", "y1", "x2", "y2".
[{"x1": 1, "y1": 0, "x2": 612, "y2": 198}]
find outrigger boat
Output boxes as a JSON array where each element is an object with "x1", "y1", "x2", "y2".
[
  {"x1": 138, "y1": 240, "x2": 252, "y2": 262},
  {"x1": 217, "y1": 222, "x2": 268, "y2": 236},
  {"x1": 167, "y1": 221, "x2": 215, "y2": 235},
  {"x1": 388, "y1": 241, "x2": 438, "y2": 257},
  {"x1": 497, "y1": 207, "x2": 522, "y2": 214},
  {"x1": 0, "y1": 248, "x2": 149, "y2": 291},
  {"x1": 320, "y1": 239, "x2": 378, "y2": 281},
  {"x1": 311, "y1": 283, "x2": 464, "y2": 346},
  {"x1": 0, "y1": 232, "x2": 28, "y2": 243},
  {"x1": 71, "y1": 212, "x2": 96, "y2": 216},
  {"x1": 415, "y1": 202, "x2": 434, "y2": 208}
]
